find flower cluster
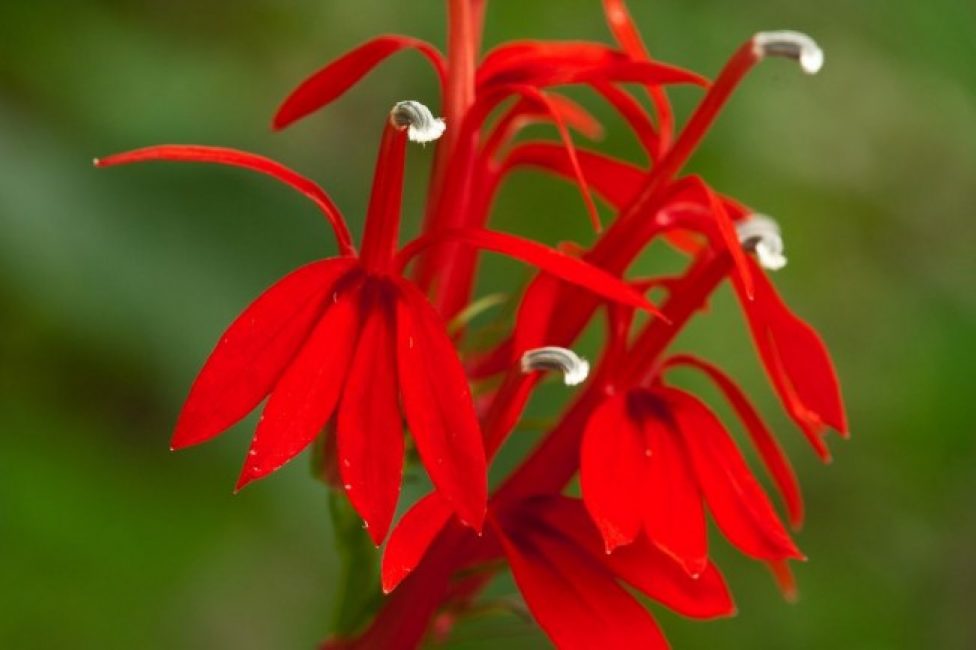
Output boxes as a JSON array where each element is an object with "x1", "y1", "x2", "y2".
[{"x1": 96, "y1": 1, "x2": 847, "y2": 648}]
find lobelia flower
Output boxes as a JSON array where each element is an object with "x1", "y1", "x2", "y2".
[
  {"x1": 95, "y1": 101, "x2": 661, "y2": 545},
  {"x1": 97, "y1": 0, "x2": 851, "y2": 647}
]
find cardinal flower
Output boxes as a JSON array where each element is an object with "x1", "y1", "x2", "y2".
[
  {"x1": 95, "y1": 100, "x2": 660, "y2": 544},
  {"x1": 581, "y1": 384, "x2": 804, "y2": 578}
]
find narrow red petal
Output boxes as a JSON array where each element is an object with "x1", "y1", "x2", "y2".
[
  {"x1": 272, "y1": 35, "x2": 446, "y2": 130},
  {"x1": 752, "y1": 265, "x2": 848, "y2": 435},
  {"x1": 94, "y1": 145, "x2": 355, "y2": 256},
  {"x1": 663, "y1": 388, "x2": 803, "y2": 562},
  {"x1": 601, "y1": 0, "x2": 675, "y2": 150},
  {"x1": 172, "y1": 258, "x2": 355, "y2": 449},
  {"x1": 236, "y1": 278, "x2": 361, "y2": 490},
  {"x1": 639, "y1": 394, "x2": 709, "y2": 576},
  {"x1": 337, "y1": 284, "x2": 403, "y2": 545},
  {"x1": 397, "y1": 228, "x2": 665, "y2": 319},
  {"x1": 580, "y1": 394, "x2": 645, "y2": 552},
  {"x1": 537, "y1": 496, "x2": 734, "y2": 620},
  {"x1": 500, "y1": 142, "x2": 644, "y2": 209},
  {"x1": 591, "y1": 81, "x2": 660, "y2": 159},
  {"x1": 478, "y1": 40, "x2": 704, "y2": 90},
  {"x1": 666, "y1": 354, "x2": 804, "y2": 529},
  {"x1": 394, "y1": 279, "x2": 487, "y2": 531},
  {"x1": 483, "y1": 94, "x2": 603, "y2": 162},
  {"x1": 497, "y1": 522, "x2": 669, "y2": 650},
  {"x1": 381, "y1": 491, "x2": 452, "y2": 594}
]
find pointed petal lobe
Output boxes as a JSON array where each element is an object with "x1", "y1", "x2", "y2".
[
  {"x1": 273, "y1": 36, "x2": 446, "y2": 129},
  {"x1": 237, "y1": 278, "x2": 360, "y2": 489},
  {"x1": 381, "y1": 491, "x2": 453, "y2": 594},
  {"x1": 337, "y1": 285, "x2": 403, "y2": 545},
  {"x1": 394, "y1": 279, "x2": 487, "y2": 530},
  {"x1": 172, "y1": 258, "x2": 355, "y2": 449},
  {"x1": 664, "y1": 388, "x2": 802, "y2": 561},
  {"x1": 580, "y1": 394, "x2": 645, "y2": 552}
]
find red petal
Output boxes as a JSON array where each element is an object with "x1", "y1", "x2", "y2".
[
  {"x1": 394, "y1": 279, "x2": 487, "y2": 530},
  {"x1": 337, "y1": 284, "x2": 403, "y2": 545},
  {"x1": 172, "y1": 258, "x2": 355, "y2": 449},
  {"x1": 538, "y1": 496, "x2": 734, "y2": 620},
  {"x1": 609, "y1": 538, "x2": 736, "y2": 619},
  {"x1": 663, "y1": 388, "x2": 803, "y2": 562},
  {"x1": 591, "y1": 81, "x2": 660, "y2": 159},
  {"x1": 397, "y1": 228, "x2": 665, "y2": 319},
  {"x1": 478, "y1": 40, "x2": 704, "y2": 90},
  {"x1": 666, "y1": 354, "x2": 804, "y2": 529},
  {"x1": 580, "y1": 394, "x2": 645, "y2": 552},
  {"x1": 381, "y1": 491, "x2": 452, "y2": 594},
  {"x1": 483, "y1": 93, "x2": 603, "y2": 161},
  {"x1": 272, "y1": 35, "x2": 446, "y2": 130},
  {"x1": 752, "y1": 265, "x2": 848, "y2": 436},
  {"x1": 94, "y1": 145, "x2": 355, "y2": 256},
  {"x1": 639, "y1": 394, "x2": 709, "y2": 576},
  {"x1": 500, "y1": 142, "x2": 644, "y2": 209},
  {"x1": 601, "y1": 0, "x2": 675, "y2": 149},
  {"x1": 236, "y1": 278, "x2": 361, "y2": 490},
  {"x1": 497, "y1": 523, "x2": 669, "y2": 650}
]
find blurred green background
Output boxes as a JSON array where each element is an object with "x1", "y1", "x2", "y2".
[{"x1": 1, "y1": 1, "x2": 974, "y2": 648}]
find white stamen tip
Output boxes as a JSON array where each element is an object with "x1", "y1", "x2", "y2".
[
  {"x1": 736, "y1": 213, "x2": 788, "y2": 271},
  {"x1": 390, "y1": 100, "x2": 446, "y2": 143},
  {"x1": 753, "y1": 31, "x2": 824, "y2": 75},
  {"x1": 520, "y1": 347, "x2": 590, "y2": 386}
]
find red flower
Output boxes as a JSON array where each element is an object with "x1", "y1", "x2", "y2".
[
  {"x1": 581, "y1": 386, "x2": 804, "y2": 576},
  {"x1": 95, "y1": 102, "x2": 659, "y2": 544}
]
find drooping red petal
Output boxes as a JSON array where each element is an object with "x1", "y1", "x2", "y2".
[
  {"x1": 500, "y1": 142, "x2": 644, "y2": 209},
  {"x1": 751, "y1": 264, "x2": 848, "y2": 436},
  {"x1": 94, "y1": 145, "x2": 355, "y2": 256},
  {"x1": 538, "y1": 495, "x2": 734, "y2": 620},
  {"x1": 236, "y1": 276, "x2": 361, "y2": 490},
  {"x1": 381, "y1": 491, "x2": 453, "y2": 594},
  {"x1": 478, "y1": 41, "x2": 705, "y2": 90},
  {"x1": 171, "y1": 258, "x2": 355, "y2": 450},
  {"x1": 482, "y1": 93, "x2": 604, "y2": 162},
  {"x1": 665, "y1": 354, "x2": 804, "y2": 529},
  {"x1": 336, "y1": 283, "x2": 403, "y2": 545},
  {"x1": 394, "y1": 279, "x2": 487, "y2": 531},
  {"x1": 580, "y1": 393, "x2": 645, "y2": 552},
  {"x1": 397, "y1": 227, "x2": 666, "y2": 319},
  {"x1": 497, "y1": 521, "x2": 669, "y2": 650},
  {"x1": 591, "y1": 81, "x2": 660, "y2": 159},
  {"x1": 272, "y1": 35, "x2": 447, "y2": 130},
  {"x1": 601, "y1": 0, "x2": 675, "y2": 151},
  {"x1": 663, "y1": 388, "x2": 803, "y2": 562},
  {"x1": 638, "y1": 394, "x2": 709, "y2": 577}
]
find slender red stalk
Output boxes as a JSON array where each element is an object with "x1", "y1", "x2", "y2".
[{"x1": 360, "y1": 121, "x2": 408, "y2": 271}]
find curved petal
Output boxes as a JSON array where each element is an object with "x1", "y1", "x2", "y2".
[
  {"x1": 537, "y1": 495, "x2": 734, "y2": 620},
  {"x1": 394, "y1": 279, "x2": 487, "y2": 531},
  {"x1": 236, "y1": 277, "x2": 361, "y2": 490},
  {"x1": 337, "y1": 284, "x2": 403, "y2": 545},
  {"x1": 94, "y1": 145, "x2": 355, "y2": 256},
  {"x1": 397, "y1": 228, "x2": 666, "y2": 319},
  {"x1": 172, "y1": 258, "x2": 355, "y2": 449},
  {"x1": 381, "y1": 491, "x2": 452, "y2": 594},
  {"x1": 663, "y1": 388, "x2": 803, "y2": 562},
  {"x1": 665, "y1": 354, "x2": 804, "y2": 529},
  {"x1": 500, "y1": 142, "x2": 645, "y2": 210},
  {"x1": 580, "y1": 394, "x2": 645, "y2": 552},
  {"x1": 479, "y1": 40, "x2": 705, "y2": 90},
  {"x1": 639, "y1": 394, "x2": 708, "y2": 577},
  {"x1": 272, "y1": 35, "x2": 447, "y2": 130},
  {"x1": 498, "y1": 524, "x2": 668, "y2": 650}
]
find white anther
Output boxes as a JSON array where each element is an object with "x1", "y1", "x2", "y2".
[
  {"x1": 753, "y1": 31, "x2": 824, "y2": 75},
  {"x1": 390, "y1": 100, "x2": 446, "y2": 143},
  {"x1": 736, "y1": 214, "x2": 787, "y2": 271},
  {"x1": 520, "y1": 347, "x2": 590, "y2": 386}
]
